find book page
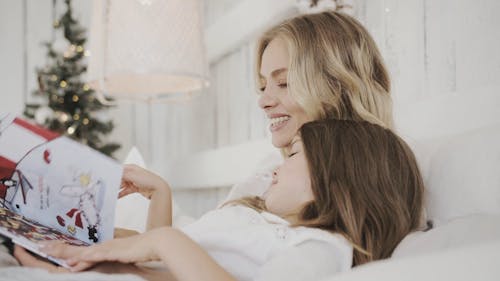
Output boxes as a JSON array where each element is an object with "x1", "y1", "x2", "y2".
[{"x1": 0, "y1": 114, "x2": 122, "y2": 245}]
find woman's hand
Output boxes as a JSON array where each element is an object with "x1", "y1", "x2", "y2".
[{"x1": 119, "y1": 164, "x2": 170, "y2": 199}]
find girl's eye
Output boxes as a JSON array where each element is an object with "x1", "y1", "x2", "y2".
[
  {"x1": 288, "y1": 152, "x2": 297, "y2": 158},
  {"x1": 259, "y1": 86, "x2": 266, "y2": 92}
]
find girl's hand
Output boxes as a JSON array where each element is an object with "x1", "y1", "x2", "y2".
[
  {"x1": 119, "y1": 164, "x2": 170, "y2": 199},
  {"x1": 42, "y1": 229, "x2": 164, "y2": 272},
  {"x1": 121, "y1": 164, "x2": 173, "y2": 229}
]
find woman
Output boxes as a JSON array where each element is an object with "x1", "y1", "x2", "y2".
[{"x1": 227, "y1": 9, "x2": 392, "y2": 201}]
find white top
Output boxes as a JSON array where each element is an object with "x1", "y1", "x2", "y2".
[{"x1": 180, "y1": 206, "x2": 353, "y2": 281}]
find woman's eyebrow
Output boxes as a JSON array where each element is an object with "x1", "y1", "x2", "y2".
[
  {"x1": 259, "y1": 68, "x2": 288, "y2": 80},
  {"x1": 271, "y1": 68, "x2": 287, "y2": 79}
]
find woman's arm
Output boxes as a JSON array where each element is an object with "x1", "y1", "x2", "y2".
[{"x1": 43, "y1": 227, "x2": 236, "y2": 281}]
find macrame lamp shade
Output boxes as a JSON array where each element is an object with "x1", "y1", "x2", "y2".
[{"x1": 88, "y1": 0, "x2": 209, "y2": 101}]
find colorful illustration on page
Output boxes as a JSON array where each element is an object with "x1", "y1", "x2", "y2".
[{"x1": 0, "y1": 114, "x2": 122, "y2": 244}]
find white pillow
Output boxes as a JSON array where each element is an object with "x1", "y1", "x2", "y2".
[
  {"x1": 114, "y1": 147, "x2": 194, "y2": 232},
  {"x1": 114, "y1": 147, "x2": 149, "y2": 232},
  {"x1": 423, "y1": 124, "x2": 500, "y2": 225},
  {"x1": 392, "y1": 214, "x2": 500, "y2": 258},
  {"x1": 321, "y1": 239, "x2": 500, "y2": 281}
]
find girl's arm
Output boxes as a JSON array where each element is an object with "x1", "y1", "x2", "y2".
[
  {"x1": 13, "y1": 245, "x2": 179, "y2": 281},
  {"x1": 42, "y1": 227, "x2": 236, "y2": 281},
  {"x1": 146, "y1": 183, "x2": 172, "y2": 230},
  {"x1": 119, "y1": 164, "x2": 172, "y2": 229}
]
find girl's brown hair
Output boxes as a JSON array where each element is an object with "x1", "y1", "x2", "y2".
[
  {"x1": 229, "y1": 119, "x2": 424, "y2": 266},
  {"x1": 298, "y1": 119, "x2": 424, "y2": 266}
]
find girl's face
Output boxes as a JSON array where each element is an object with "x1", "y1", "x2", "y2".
[
  {"x1": 258, "y1": 38, "x2": 312, "y2": 148},
  {"x1": 264, "y1": 135, "x2": 314, "y2": 221}
]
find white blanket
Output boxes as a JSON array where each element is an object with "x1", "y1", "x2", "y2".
[{"x1": 0, "y1": 243, "x2": 145, "y2": 281}]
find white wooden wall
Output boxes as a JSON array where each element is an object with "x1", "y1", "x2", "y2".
[{"x1": 1, "y1": 0, "x2": 500, "y2": 218}]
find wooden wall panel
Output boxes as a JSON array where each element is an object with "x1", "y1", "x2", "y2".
[
  {"x1": 453, "y1": 0, "x2": 500, "y2": 94},
  {"x1": 425, "y1": 0, "x2": 458, "y2": 97},
  {"x1": 25, "y1": 0, "x2": 52, "y2": 105},
  {"x1": 0, "y1": 0, "x2": 24, "y2": 114}
]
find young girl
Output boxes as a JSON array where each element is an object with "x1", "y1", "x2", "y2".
[{"x1": 36, "y1": 119, "x2": 424, "y2": 281}]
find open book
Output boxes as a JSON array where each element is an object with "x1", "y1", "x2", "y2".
[{"x1": 0, "y1": 113, "x2": 122, "y2": 267}]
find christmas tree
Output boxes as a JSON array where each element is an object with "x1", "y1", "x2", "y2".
[{"x1": 24, "y1": 0, "x2": 120, "y2": 158}]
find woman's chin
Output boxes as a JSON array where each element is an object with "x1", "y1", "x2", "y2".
[{"x1": 271, "y1": 134, "x2": 292, "y2": 148}]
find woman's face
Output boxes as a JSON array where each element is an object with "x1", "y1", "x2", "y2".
[
  {"x1": 258, "y1": 38, "x2": 312, "y2": 148},
  {"x1": 264, "y1": 136, "x2": 314, "y2": 221}
]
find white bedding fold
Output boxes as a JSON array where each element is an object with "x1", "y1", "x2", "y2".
[{"x1": 0, "y1": 244, "x2": 145, "y2": 281}]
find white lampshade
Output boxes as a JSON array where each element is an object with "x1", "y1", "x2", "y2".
[{"x1": 88, "y1": 0, "x2": 209, "y2": 101}]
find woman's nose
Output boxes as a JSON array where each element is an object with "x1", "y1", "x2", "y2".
[{"x1": 258, "y1": 90, "x2": 278, "y2": 110}]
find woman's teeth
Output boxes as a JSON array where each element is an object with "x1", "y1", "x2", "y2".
[{"x1": 270, "y1": 116, "x2": 290, "y2": 127}]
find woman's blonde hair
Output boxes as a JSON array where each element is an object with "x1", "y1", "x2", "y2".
[
  {"x1": 256, "y1": 11, "x2": 393, "y2": 128},
  {"x1": 227, "y1": 119, "x2": 424, "y2": 267}
]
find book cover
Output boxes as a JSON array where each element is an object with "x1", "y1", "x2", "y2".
[{"x1": 0, "y1": 113, "x2": 122, "y2": 267}]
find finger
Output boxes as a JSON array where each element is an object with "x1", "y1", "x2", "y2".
[
  {"x1": 120, "y1": 179, "x2": 134, "y2": 189},
  {"x1": 13, "y1": 245, "x2": 39, "y2": 266},
  {"x1": 39, "y1": 242, "x2": 81, "y2": 259},
  {"x1": 67, "y1": 259, "x2": 94, "y2": 272},
  {"x1": 13, "y1": 245, "x2": 64, "y2": 272},
  {"x1": 73, "y1": 245, "x2": 107, "y2": 262},
  {"x1": 118, "y1": 188, "x2": 136, "y2": 198}
]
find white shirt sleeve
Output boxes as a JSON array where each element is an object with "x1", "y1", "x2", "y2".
[{"x1": 253, "y1": 240, "x2": 348, "y2": 281}]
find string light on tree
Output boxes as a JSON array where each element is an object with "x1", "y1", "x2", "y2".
[
  {"x1": 67, "y1": 124, "x2": 77, "y2": 135},
  {"x1": 56, "y1": 111, "x2": 69, "y2": 122}
]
